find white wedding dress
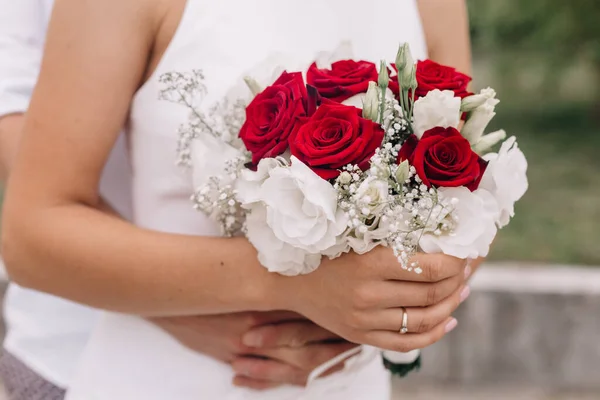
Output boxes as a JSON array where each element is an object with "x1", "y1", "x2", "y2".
[{"x1": 66, "y1": 1, "x2": 427, "y2": 399}]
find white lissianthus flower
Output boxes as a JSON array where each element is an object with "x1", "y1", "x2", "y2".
[
  {"x1": 419, "y1": 187, "x2": 499, "y2": 259},
  {"x1": 479, "y1": 137, "x2": 528, "y2": 228},
  {"x1": 461, "y1": 87, "x2": 497, "y2": 112},
  {"x1": 246, "y1": 205, "x2": 323, "y2": 276},
  {"x1": 461, "y1": 95, "x2": 500, "y2": 144},
  {"x1": 472, "y1": 129, "x2": 507, "y2": 155},
  {"x1": 236, "y1": 156, "x2": 348, "y2": 275},
  {"x1": 412, "y1": 89, "x2": 461, "y2": 139},
  {"x1": 347, "y1": 216, "x2": 390, "y2": 254}
]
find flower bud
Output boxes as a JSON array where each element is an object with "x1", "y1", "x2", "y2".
[
  {"x1": 378, "y1": 60, "x2": 389, "y2": 89},
  {"x1": 243, "y1": 76, "x2": 263, "y2": 96},
  {"x1": 395, "y1": 160, "x2": 410, "y2": 183},
  {"x1": 461, "y1": 87, "x2": 497, "y2": 112},
  {"x1": 338, "y1": 171, "x2": 352, "y2": 185},
  {"x1": 472, "y1": 129, "x2": 507, "y2": 154},
  {"x1": 395, "y1": 43, "x2": 410, "y2": 73},
  {"x1": 362, "y1": 81, "x2": 380, "y2": 122},
  {"x1": 409, "y1": 67, "x2": 418, "y2": 90},
  {"x1": 399, "y1": 46, "x2": 415, "y2": 91}
]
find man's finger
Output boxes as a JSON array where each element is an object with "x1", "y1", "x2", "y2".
[
  {"x1": 232, "y1": 375, "x2": 281, "y2": 390},
  {"x1": 248, "y1": 311, "x2": 306, "y2": 327},
  {"x1": 252, "y1": 342, "x2": 358, "y2": 371},
  {"x1": 243, "y1": 321, "x2": 341, "y2": 348},
  {"x1": 231, "y1": 357, "x2": 306, "y2": 386}
]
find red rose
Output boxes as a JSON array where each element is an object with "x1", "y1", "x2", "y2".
[
  {"x1": 389, "y1": 60, "x2": 472, "y2": 99},
  {"x1": 239, "y1": 71, "x2": 308, "y2": 165},
  {"x1": 290, "y1": 103, "x2": 385, "y2": 180},
  {"x1": 398, "y1": 127, "x2": 487, "y2": 191},
  {"x1": 307, "y1": 60, "x2": 378, "y2": 103},
  {"x1": 414, "y1": 60, "x2": 472, "y2": 99}
]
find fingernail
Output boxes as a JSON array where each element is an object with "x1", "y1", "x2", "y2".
[
  {"x1": 460, "y1": 286, "x2": 471, "y2": 303},
  {"x1": 445, "y1": 318, "x2": 458, "y2": 333},
  {"x1": 464, "y1": 264, "x2": 472, "y2": 280},
  {"x1": 242, "y1": 332, "x2": 263, "y2": 347}
]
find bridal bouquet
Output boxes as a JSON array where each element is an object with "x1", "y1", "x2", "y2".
[{"x1": 160, "y1": 43, "x2": 528, "y2": 376}]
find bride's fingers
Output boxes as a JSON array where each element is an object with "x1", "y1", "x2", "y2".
[
  {"x1": 373, "y1": 274, "x2": 463, "y2": 308},
  {"x1": 360, "y1": 285, "x2": 468, "y2": 332},
  {"x1": 362, "y1": 317, "x2": 458, "y2": 353},
  {"x1": 242, "y1": 321, "x2": 341, "y2": 348},
  {"x1": 380, "y1": 252, "x2": 468, "y2": 283}
]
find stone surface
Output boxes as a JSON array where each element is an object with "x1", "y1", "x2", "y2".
[
  {"x1": 404, "y1": 264, "x2": 600, "y2": 392},
  {"x1": 392, "y1": 381, "x2": 600, "y2": 400}
]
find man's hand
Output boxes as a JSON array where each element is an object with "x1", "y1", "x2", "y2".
[{"x1": 151, "y1": 312, "x2": 356, "y2": 390}]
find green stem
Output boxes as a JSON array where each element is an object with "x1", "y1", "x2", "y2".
[
  {"x1": 403, "y1": 90, "x2": 410, "y2": 119},
  {"x1": 379, "y1": 86, "x2": 386, "y2": 124},
  {"x1": 408, "y1": 89, "x2": 416, "y2": 121}
]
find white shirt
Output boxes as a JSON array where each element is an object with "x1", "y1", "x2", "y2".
[
  {"x1": 67, "y1": 0, "x2": 427, "y2": 398},
  {"x1": 0, "y1": 0, "x2": 133, "y2": 388}
]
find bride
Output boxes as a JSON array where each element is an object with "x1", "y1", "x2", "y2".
[{"x1": 1, "y1": 0, "x2": 473, "y2": 398}]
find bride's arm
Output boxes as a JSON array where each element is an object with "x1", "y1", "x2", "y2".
[
  {"x1": 1, "y1": 0, "x2": 280, "y2": 316},
  {"x1": 418, "y1": 0, "x2": 472, "y2": 74}
]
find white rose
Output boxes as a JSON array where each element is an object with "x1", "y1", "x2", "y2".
[
  {"x1": 413, "y1": 90, "x2": 461, "y2": 139},
  {"x1": 461, "y1": 96, "x2": 500, "y2": 144},
  {"x1": 479, "y1": 137, "x2": 528, "y2": 228},
  {"x1": 237, "y1": 157, "x2": 348, "y2": 275},
  {"x1": 354, "y1": 176, "x2": 389, "y2": 215},
  {"x1": 419, "y1": 187, "x2": 499, "y2": 259},
  {"x1": 190, "y1": 134, "x2": 243, "y2": 189}
]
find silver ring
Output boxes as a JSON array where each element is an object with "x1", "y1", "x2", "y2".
[{"x1": 399, "y1": 307, "x2": 408, "y2": 334}]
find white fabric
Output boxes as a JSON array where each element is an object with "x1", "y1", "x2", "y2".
[
  {"x1": 0, "y1": 0, "x2": 133, "y2": 388},
  {"x1": 67, "y1": 0, "x2": 428, "y2": 399}
]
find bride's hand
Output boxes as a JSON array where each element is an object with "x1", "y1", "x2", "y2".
[{"x1": 279, "y1": 248, "x2": 469, "y2": 353}]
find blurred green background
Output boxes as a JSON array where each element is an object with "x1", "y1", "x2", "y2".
[
  {"x1": 468, "y1": 0, "x2": 600, "y2": 265},
  {"x1": 1, "y1": 0, "x2": 599, "y2": 266}
]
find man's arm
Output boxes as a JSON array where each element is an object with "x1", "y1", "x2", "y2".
[
  {"x1": 418, "y1": 0, "x2": 472, "y2": 75},
  {"x1": 0, "y1": 0, "x2": 47, "y2": 181},
  {"x1": 0, "y1": 115, "x2": 24, "y2": 181}
]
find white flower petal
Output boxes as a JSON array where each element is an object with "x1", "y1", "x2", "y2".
[
  {"x1": 461, "y1": 97, "x2": 500, "y2": 144},
  {"x1": 237, "y1": 157, "x2": 346, "y2": 274},
  {"x1": 479, "y1": 137, "x2": 528, "y2": 228},
  {"x1": 419, "y1": 187, "x2": 499, "y2": 259}
]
